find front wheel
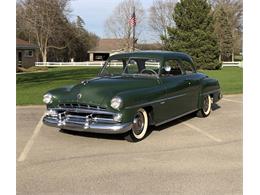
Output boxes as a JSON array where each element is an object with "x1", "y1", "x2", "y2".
[
  {"x1": 197, "y1": 95, "x2": 212, "y2": 117},
  {"x1": 124, "y1": 108, "x2": 148, "y2": 142}
]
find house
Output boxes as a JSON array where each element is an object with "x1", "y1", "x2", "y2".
[
  {"x1": 88, "y1": 39, "x2": 130, "y2": 61},
  {"x1": 16, "y1": 38, "x2": 38, "y2": 67},
  {"x1": 88, "y1": 38, "x2": 162, "y2": 61}
]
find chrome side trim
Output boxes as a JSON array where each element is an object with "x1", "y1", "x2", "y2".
[
  {"x1": 167, "y1": 93, "x2": 186, "y2": 101},
  {"x1": 155, "y1": 109, "x2": 198, "y2": 126},
  {"x1": 125, "y1": 93, "x2": 186, "y2": 109}
]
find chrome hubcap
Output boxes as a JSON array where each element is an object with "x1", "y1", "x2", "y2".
[
  {"x1": 132, "y1": 112, "x2": 144, "y2": 135},
  {"x1": 203, "y1": 96, "x2": 210, "y2": 113}
]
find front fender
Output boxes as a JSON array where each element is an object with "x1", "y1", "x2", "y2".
[{"x1": 45, "y1": 85, "x2": 75, "y2": 108}]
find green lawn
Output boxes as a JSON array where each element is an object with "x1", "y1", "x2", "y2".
[
  {"x1": 16, "y1": 67, "x2": 243, "y2": 105},
  {"x1": 199, "y1": 67, "x2": 243, "y2": 95},
  {"x1": 17, "y1": 67, "x2": 100, "y2": 105}
]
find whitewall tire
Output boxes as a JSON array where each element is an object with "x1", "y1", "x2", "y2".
[
  {"x1": 124, "y1": 108, "x2": 148, "y2": 142},
  {"x1": 197, "y1": 95, "x2": 212, "y2": 117}
]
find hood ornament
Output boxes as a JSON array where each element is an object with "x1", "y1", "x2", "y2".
[{"x1": 77, "y1": 93, "x2": 82, "y2": 100}]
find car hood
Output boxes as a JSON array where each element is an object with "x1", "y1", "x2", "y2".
[{"x1": 53, "y1": 76, "x2": 158, "y2": 107}]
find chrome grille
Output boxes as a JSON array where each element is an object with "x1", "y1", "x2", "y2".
[
  {"x1": 51, "y1": 103, "x2": 116, "y2": 125},
  {"x1": 58, "y1": 103, "x2": 106, "y2": 111}
]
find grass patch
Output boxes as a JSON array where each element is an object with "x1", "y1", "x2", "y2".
[
  {"x1": 16, "y1": 66, "x2": 242, "y2": 105},
  {"x1": 199, "y1": 67, "x2": 243, "y2": 95},
  {"x1": 16, "y1": 67, "x2": 100, "y2": 105},
  {"x1": 17, "y1": 66, "x2": 48, "y2": 73}
]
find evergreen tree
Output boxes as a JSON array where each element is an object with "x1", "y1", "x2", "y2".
[
  {"x1": 162, "y1": 0, "x2": 221, "y2": 69},
  {"x1": 76, "y1": 16, "x2": 85, "y2": 29}
]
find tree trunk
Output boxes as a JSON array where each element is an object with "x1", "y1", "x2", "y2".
[
  {"x1": 41, "y1": 49, "x2": 47, "y2": 63},
  {"x1": 42, "y1": 54, "x2": 47, "y2": 63}
]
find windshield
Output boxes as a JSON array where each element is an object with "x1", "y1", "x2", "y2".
[{"x1": 99, "y1": 58, "x2": 161, "y2": 77}]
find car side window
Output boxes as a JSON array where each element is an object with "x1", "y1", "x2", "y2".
[
  {"x1": 181, "y1": 60, "x2": 195, "y2": 74},
  {"x1": 161, "y1": 59, "x2": 183, "y2": 76},
  {"x1": 101, "y1": 60, "x2": 124, "y2": 76},
  {"x1": 125, "y1": 59, "x2": 139, "y2": 74}
]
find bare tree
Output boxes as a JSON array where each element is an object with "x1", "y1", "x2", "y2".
[
  {"x1": 104, "y1": 0, "x2": 144, "y2": 51},
  {"x1": 148, "y1": 0, "x2": 177, "y2": 41},
  {"x1": 18, "y1": 0, "x2": 71, "y2": 62}
]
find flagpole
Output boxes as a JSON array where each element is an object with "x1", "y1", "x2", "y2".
[{"x1": 132, "y1": 6, "x2": 135, "y2": 51}]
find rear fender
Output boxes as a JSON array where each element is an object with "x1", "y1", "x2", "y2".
[{"x1": 198, "y1": 78, "x2": 221, "y2": 108}]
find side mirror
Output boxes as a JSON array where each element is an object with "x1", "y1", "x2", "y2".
[{"x1": 164, "y1": 65, "x2": 171, "y2": 72}]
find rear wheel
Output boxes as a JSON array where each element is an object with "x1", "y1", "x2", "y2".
[
  {"x1": 197, "y1": 95, "x2": 212, "y2": 117},
  {"x1": 124, "y1": 108, "x2": 148, "y2": 142}
]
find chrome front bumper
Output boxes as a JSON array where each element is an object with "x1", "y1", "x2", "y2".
[{"x1": 43, "y1": 115, "x2": 132, "y2": 134}]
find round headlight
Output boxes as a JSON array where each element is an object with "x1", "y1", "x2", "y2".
[
  {"x1": 111, "y1": 96, "x2": 123, "y2": 110},
  {"x1": 43, "y1": 93, "x2": 53, "y2": 104}
]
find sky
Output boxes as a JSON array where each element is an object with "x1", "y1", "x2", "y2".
[{"x1": 70, "y1": 0, "x2": 157, "y2": 42}]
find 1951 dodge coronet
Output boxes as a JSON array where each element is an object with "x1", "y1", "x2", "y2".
[{"x1": 43, "y1": 51, "x2": 222, "y2": 142}]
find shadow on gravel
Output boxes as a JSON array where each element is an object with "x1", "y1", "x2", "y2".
[
  {"x1": 147, "y1": 103, "x2": 221, "y2": 137},
  {"x1": 212, "y1": 103, "x2": 221, "y2": 111},
  {"x1": 59, "y1": 129, "x2": 125, "y2": 141},
  {"x1": 150, "y1": 113, "x2": 195, "y2": 133}
]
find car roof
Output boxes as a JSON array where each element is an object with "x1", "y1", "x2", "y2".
[{"x1": 108, "y1": 50, "x2": 193, "y2": 63}]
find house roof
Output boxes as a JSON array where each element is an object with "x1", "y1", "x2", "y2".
[
  {"x1": 89, "y1": 38, "x2": 163, "y2": 53},
  {"x1": 89, "y1": 39, "x2": 129, "y2": 52},
  {"x1": 136, "y1": 43, "x2": 162, "y2": 50},
  {"x1": 16, "y1": 38, "x2": 37, "y2": 49}
]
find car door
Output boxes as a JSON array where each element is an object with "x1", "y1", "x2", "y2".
[
  {"x1": 158, "y1": 59, "x2": 192, "y2": 121},
  {"x1": 179, "y1": 59, "x2": 201, "y2": 111}
]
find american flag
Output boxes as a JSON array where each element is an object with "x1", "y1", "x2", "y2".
[{"x1": 129, "y1": 10, "x2": 136, "y2": 27}]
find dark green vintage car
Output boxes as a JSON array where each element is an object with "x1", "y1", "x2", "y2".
[{"x1": 43, "y1": 51, "x2": 222, "y2": 142}]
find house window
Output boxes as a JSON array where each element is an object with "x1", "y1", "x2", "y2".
[{"x1": 24, "y1": 50, "x2": 33, "y2": 57}]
